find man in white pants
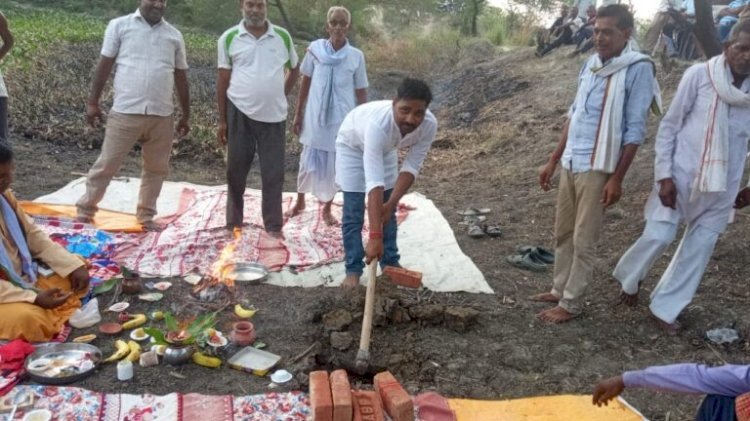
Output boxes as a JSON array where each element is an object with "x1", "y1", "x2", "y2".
[{"x1": 613, "y1": 20, "x2": 750, "y2": 335}]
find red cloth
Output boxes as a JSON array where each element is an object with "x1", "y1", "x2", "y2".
[
  {"x1": 736, "y1": 392, "x2": 750, "y2": 421},
  {"x1": 0, "y1": 339, "x2": 35, "y2": 370},
  {"x1": 414, "y1": 392, "x2": 456, "y2": 421},
  {"x1": 0, "y1": 339, "x2": 35, "y2": 396}
]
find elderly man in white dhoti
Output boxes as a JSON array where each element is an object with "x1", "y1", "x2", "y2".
[
  {"x1": 286, "y1": 6, "x2": 369, "y2": 226},
  {"x1": 614, "y1": 19, "x2": 750, "y2": 335}
]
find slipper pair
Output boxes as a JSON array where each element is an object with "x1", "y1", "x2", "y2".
[
  {"x1": 506, "y1": 246, "x2": 554, "y2": 271},
  {"x1": 468, "y1": 223, "x2": 502, "y2": 239}
]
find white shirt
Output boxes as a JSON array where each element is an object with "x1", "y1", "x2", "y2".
[
  {"x1": 658, "y1": 0, "x2": 684, "y2": 12},
  {"x1": 573, "y1": 0, "x2": 594, "y2": 19},
  {"x1": 299, "y1": 40, "x2": 368, "y2": 152},
  {"x1": 335, "y1": 101, "x2": 437, "y2": 194},
  {"x1": 101, "y1": 9, "x2": 188, "y2": 116},
  {"x1": 645, "y1": 63, "x2": 750, "y2": 233},
  {"x1": 218, "y1": 21, "x2": 299, "y2": 123},
  {"x1": 0, "y1": 70, "x2": 6, "y2": 98}
]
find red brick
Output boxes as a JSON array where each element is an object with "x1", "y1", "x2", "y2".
[
  {"x1": 352, "y1": 390, "x2": 384, "y2": 421},
  {"x1": 330, "y1": 370, "x2": 353, "y2": 421},
  {"x1": 310, "y1": 370, "x2": 333, "y2": 421},
  {"x1": 383, "y1": 266, "x2": 422, "y2": 289},
  {"x1": 374, "y1": 371, "x2": 414, "y2": 421}
]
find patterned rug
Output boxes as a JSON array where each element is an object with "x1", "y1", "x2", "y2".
[{"x1": 5, "y1": 385, "x2": 311, "y2": 420}]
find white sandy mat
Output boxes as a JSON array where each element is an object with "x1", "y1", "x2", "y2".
[{"x1": 34, "y1": 177, "x2": 493, "y2": 294}]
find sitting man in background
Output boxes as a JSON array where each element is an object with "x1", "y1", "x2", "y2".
[
  {"x1": 537, "y1": 4, "x2": 570, "y2": 54},
  {"x1": 570, "y1": 5, "x2": 598, "y2": 56},
  {"x1": 593, "y1": 364, "x2": 750, "y2": 420},
  {"x1": 537, "y1": 6, "x2": 586, "y2": 57},
  {"x1": 717, "y1": 0, "x2": 750, "y2": 42},
  {"x1": 0, "y1": 142, "x2": 90, "y2": 342}
]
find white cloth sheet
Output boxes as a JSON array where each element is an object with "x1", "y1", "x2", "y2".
[{"x1": 34, "y1": 177, "x2": 493, "y2": 294}]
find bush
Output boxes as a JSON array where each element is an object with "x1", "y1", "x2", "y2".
[{"x1": 479, "y1": 8, "x2": 539, "y2": 47}]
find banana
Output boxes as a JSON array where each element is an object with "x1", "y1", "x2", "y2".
[
  {"x1": 126, "y1": 340, "x2": 142, "y2": 363},
  {"x1": 103, "y1": 340, "x2": 131, "y2": 363},
  {"x1": 192, "y1": 352, "x2": 222, "y2": 368},
  {"x1": 121, "y1": 313, "x2": 147, "y2": 330},
  {"x1": 234, "y1": 304, "x2": 257, "y2": 319}
]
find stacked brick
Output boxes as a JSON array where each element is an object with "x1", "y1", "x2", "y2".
[{"x1": 309, "y1": 370, "x2": 414, "y2": 421}]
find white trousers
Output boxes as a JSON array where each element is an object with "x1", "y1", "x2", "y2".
[{"x1": 613, "y1": 220, "x2": 720, "y2": 324}]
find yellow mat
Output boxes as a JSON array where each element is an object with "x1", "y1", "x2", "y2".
[
  {"x1": 19, "y1": 202, "x2": 144, "y2": 233},
  {"x1": 448, "y1": 395, "x2": 644, "y2": 421}
]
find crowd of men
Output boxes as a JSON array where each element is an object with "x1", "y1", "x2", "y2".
[{"x1": 0, "y1": 0, "x2": 749, "y2": 416}]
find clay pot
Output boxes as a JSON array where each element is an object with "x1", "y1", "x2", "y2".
[
  {"x1": 230, "y1": 321, "x2": 256, "y2": 346},
  {"x1": 121, "y1": 272, "x2": 142, "y2": 295},
  {"x1": 163, "y1": 344, "x2": 194, "y2": 366}
]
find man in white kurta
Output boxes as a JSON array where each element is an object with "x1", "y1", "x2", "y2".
[
  {"x1": 335, "y1": 79, "x2": 437, "y2": 287},
  {"x1": 287, "y1": 6, "x2": 368, "y2": 225},
  {"x1": 614, "y1": 21, "x2": 750, "y2": 334}
]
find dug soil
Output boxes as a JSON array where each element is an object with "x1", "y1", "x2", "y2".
[{"x1": 13, "y1": 44, "x2": 750, "y2": 421}]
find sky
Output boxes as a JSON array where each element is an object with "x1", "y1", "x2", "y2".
[{"x1": 487, "y1": 0, "x2": 659, "y2": 20}]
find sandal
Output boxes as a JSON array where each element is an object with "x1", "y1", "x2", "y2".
[
  {"x1": 506, "y1": 253, "x2": 547, "y2": 272},
  {"x1": 484, "y1": 225, "x2": 502, "y2": 238},
  {"x1": 468, "y1": 224, "x2": 485, "y2": 238},
  {"x1": 457, "y1": 207, "x2": 491, "y2": 217},
  {"x1": 516, "y1": 246, "x2": 554, "y2": 264},
  {"x1": 459, "y1": 215, "x2": 487, "y2": 226}
]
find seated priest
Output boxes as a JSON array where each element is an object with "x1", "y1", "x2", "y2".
[{"x1": 0, "y1": 141, "x2": 90, "y2": 341}]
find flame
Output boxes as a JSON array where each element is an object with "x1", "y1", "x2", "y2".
[{"x1": 210, "y1": 227, "x2": 242, "y2": 288}]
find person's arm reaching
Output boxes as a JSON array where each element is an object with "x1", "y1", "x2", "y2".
[
  {"x1": 285, "y1": 66, "x2": 300, "y2": 97},
  {"x1": 539, "y1": 119, "x2": 570, "y2": 191},
  {"x1": 174, "y1": 69, "x2": 190, "y2": 137},
  {"x1": 594, "y1": 364, "x2": 750, "y2": 407},
  {"x1": 293, "y1": 75, "x2": 311, "y2": 136}
]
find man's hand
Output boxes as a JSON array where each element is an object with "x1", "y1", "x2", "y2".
[
  {"x1": 177, "y1": 116, "x2": 190, "y2": 138},
  {"x1": 539, "y1": 161, "x2": 557, "y2": 191},
  {"x1": 592, "y1": 375, "x2": 625, "y2": 407},
  {"x1": 658, "y1": 178, "x2": 677, "y2": 209},
  {"x1": 292, "y1": 117, "x2": 303, "y2": 136},
  {"x1": 735, "y1": 187, "x2": 750, "y2": 209},
  {"x1": 365, "y1": 238, "x2": 383, "y2": 264},
  {"x1": 34, "y1": 288, "x2": 72, "y2": 309},
  {"x1": 69, "y1": 266, "x2": 90, "y2": 292},
  {"x1": 86, "y1": 103, "x2": 104, "y2": 128},
  {"x1": 601, "y1": 177, "x2": 622, "y2": 207},
  {"x1": 217, "y1": 121, "x2": 228, "y2": 146}
]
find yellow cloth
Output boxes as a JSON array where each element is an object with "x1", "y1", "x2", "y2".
[
  {"x1": 448, "y1": 395, "x2": 644, "y2": 421},
  {"x1": 0, "y1": 191, "x2": 87, "y2": 341},
  {"x1": 0, "y1": 273, "x2": 85, "y2": 342},
  {"x1": 19, "y1": 202, "x2": 144, "y2": 233}
]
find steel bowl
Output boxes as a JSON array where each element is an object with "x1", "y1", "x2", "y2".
[
  {"x1": 25, "y1": 343, "x2": 102, "y2": 385},
  {"x1": 222, "y1": 262, "x2": 268, "y2": 284},
  {"x1": 163, "y1": 344, "x2": 194, "y2": 366}
]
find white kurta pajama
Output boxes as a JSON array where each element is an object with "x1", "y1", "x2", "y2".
[
  {"x1": 614, "y1": 60, "x2": 750, "y2": 324},
  {"x1": 296, "y1": 39, "x2": 368, "y2": 202}
]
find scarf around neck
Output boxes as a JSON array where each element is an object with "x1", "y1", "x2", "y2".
[{"x1": 307, "y1": 38, "x2": 350, "y2": 126}]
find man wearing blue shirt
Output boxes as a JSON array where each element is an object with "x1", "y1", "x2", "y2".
[
  {"x1": 718, "y1": 0, "x2": 750, "y2": 42},
  {"x1": 530, "y1": 4, "x2": 660, "y2": 324}
]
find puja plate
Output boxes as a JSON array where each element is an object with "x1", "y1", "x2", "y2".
[
  {"x1": 227, "y1": 346, "x2": 280, "y2": 376},
  {"x1": 223, "y1": 262, "x2": 268, "y2": 284},
  {"x1": 25, "y1": 343, "x2": 101, "y2": 385}
]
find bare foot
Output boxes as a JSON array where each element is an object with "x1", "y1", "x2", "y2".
[
  {"x1": 528, "y1": 292, "x2": 560, "y2": 303},
  {"x1": 649, "y1": 310, "x2": 681, "y2": 336},
  {"x1": 341, "y1": 274, "x2": 360, "y2": 288},
  {"x1": 141, "y1": 221, "x2": 165, "y2": 232},
  {"x1": 284, "y1": 201, "x2": 305, "y2": 218},
  {"x1": 75, "y1": 215, "x2": 93, "y2": 224},
  {"x1": 322, "y1": 211, "x2": 339, "y2": 226},
  {"x1": 537, "y1": 306, "x2": 576, "y2": 323},
  {"x1": 619, "y1": 290, "x2": 638, "y2": 307}
]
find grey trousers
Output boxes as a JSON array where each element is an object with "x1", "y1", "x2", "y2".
[{"x1": 226, "y1": 100, "x2": 286, "y2": 232}]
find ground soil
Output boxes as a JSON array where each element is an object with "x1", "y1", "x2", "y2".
[{"x1": 12, "y1": 44, "x2": 750, "y2": 421}]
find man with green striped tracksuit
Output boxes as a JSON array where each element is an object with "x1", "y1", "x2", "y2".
[{"x1": 217, "y1": 0, "x2": 299, "y2": 237}]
